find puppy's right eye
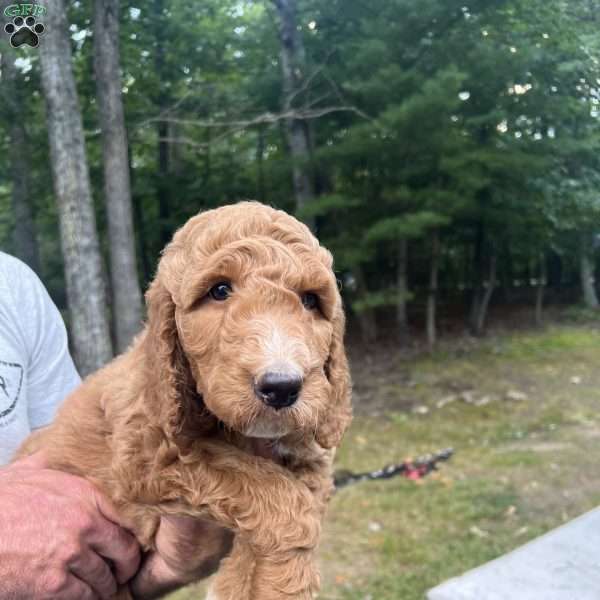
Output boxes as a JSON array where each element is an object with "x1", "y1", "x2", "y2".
[
  {"x1": 209, "y1": 282, "x2": 232, "y2": 301},
  {"x1": 301, "y1": 292, "x2": 319, "y2": 310}
]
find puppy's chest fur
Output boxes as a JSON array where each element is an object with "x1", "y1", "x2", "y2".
[{"x1": 228, "y1": 431, "x2": 329, "y2": 470}]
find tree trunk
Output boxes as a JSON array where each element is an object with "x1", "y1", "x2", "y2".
[
  {"x1": 154, "y1": 0, "x2": 171, "y2": 246},
  {"x1": 169, "y1": 120, "x2": 183, "y2": 176},
  {"x1": 94, "y1": 0, "x2": 143, "y2": 353},
  {"x1": 271, "y1": 0, "x2": 315, "y2": 227},
  {"x1": 426, "y1": 231, "x2": 440, "y2": 350},
  {"x1": 128, "y1": 140, "x2": 151, "y2": 285},
  {"x1": 40, "y1": 0, "x2": 113, "y2": 375},
  {"x1": 353, "y1": 265, "x2": 377, "y2": 345},
  {"x1": 475, "y1": 253, "x2": 497, "y2": 335},
  {"x1": 500, "y1": 241, "x2": 513, "y2": 304},
  {"x1": 580, "y1": 233, "x2": 599, "y2": 308},
  {"x1": 547, "y1": 251, "x2": 563, "y2": 293},
  {"x1": 397, "y1": 238, "x2": 409, "y2": 343},
  {"x1": 468, "y1": 220, "x2": 485, "y2": 334},
  {"x1": 1, "y1": 53, "x2": 41, "y2": 274},
  {"x1": 256, "y1": 125, "x2": 267, "y2": 202},
  {"x1": 203, "y1": 127, "x2": 212, "y2": 188},
  {"x1": 535, "y1": 253, "x2": 546, "y2": 327}
]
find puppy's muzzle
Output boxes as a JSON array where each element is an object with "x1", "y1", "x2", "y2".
[{"x1": 255, "y1": 372, "x2": 302, "y2": 410}]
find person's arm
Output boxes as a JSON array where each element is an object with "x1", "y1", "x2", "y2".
[
  {"x1": 0, "y1": 453, "x2": 140, "y2": 600},
  {"x1": 10, "y1": 261, "x2": 81, "y2": 431},
  {"x1": 0, "y1": 260, "x2": 143, "y2": 598}
]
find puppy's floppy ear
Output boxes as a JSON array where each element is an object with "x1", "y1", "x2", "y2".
[
  {"x1": 143, "y1": 266, "x2": 214, "y2": 443},
  {"x1": 315, "y1": 303, "x2": 352, "y2": 449}
]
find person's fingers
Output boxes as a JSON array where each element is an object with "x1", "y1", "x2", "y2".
[
  {"x1": 70, "y1": 549, "x2": 118, "y2": 600},
  {"x1": 88, "y1": 498, "x2": 141, "y2": 585},
  {"x1": 92, "y1": 524, "x2": 140, "y2": 585},
  {"x1": 60, "y1": 573, "x2": 100, "y2": 600}
]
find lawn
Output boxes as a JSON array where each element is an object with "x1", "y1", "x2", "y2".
[{"x1": 169, "y1": 322, "x2": 600, "y2": 600}]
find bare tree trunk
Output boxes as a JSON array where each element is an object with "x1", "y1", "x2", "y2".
[
  {"x1": 500, "y1": 241, "x2": 514, "y2": 304},
  {"x1": 475, "y1": 253, "x2": 497, "y2": 335},
  {"x1": 154, "y1": 0, "x2": 171, "y2": 246},
  {"x1": 534, "y1": 253, "x2": 546, "y2": 327},
  {"x1": 94, "y1": 0, "x2": 143, "y2": 353},
  {"x1": 580, "y1": 233, "x2": 599, "y2": 309},
  {"x1": 353, "y1": 266, "x2": 377, "y2": 345},
  {"x1": 271, "y1": 0, "x2": 315, "y2": 227},
  {"x1": 1, "y1": 53, "x2": 41, "y2": 274},
  {"x1": 256, "y1": 125, "x2": 267, "y2": 202},
  {"x1": 426, "y1": 231, "x2": 440, "y2": 350},
  {"x1": 397, "y1": 238, "x2": 409, "y2": 343},
  {"x1": 169, "y1": 120, "x2": 183, "y2": 176},
  {"x1": 40, "y1": 0, "x2": 113, "y2": 375},
  {"x1": 128, "y1": 140, "x2": 151, "y2": 285},
  {"x1": 468, "y1": 221, "x2": 484, "y2": 334}
]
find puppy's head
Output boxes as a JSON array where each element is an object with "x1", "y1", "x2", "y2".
[{"x1": 144, "y1": 202, "x2": 351, "y2": 449}]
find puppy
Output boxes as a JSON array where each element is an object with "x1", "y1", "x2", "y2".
[{"x1": 18, "y1": 201, "x2": 352, "y2": 599}]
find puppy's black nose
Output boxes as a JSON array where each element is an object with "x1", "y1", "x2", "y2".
[{"x1": 256, "y1": 372, "x2": 302, "y2": 409}]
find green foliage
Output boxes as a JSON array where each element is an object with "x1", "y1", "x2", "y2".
[
  {"x1": 352, "y1": 288, "x2": 413, "y2": 314},
  {"x1": 296, "y1": 194, "x2": 361, "y2": 219},
  {"x1": 364, "y1": 213, "x2": 450, "y2": 244},
  {"x1": 0, "y1": 0, "x2": 598, "y2": 328}
]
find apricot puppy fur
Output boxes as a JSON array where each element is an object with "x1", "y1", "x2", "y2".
[{"x1": 18, "y1": 201, "x2": 352, "y2": 600}]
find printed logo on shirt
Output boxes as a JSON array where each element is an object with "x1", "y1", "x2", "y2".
[{"x1": 0, "y1": 360, "x2": 23, "y2": 426}]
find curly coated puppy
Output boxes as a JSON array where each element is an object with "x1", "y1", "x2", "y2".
[{"x1": 18, "y1": 202, "x2": 352, "y2": 600}]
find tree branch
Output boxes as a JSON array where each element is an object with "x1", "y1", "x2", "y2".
[{"x1": 134, "y1": 104, "x2": 375, "y2": 149}]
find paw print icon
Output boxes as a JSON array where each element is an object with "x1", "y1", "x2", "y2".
[{"x1": 4, "y1": 16, "x2": 45, "y2": 48}]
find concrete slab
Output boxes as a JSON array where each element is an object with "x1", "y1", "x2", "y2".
[{"x1": 427, "y1": 507, "x2": 600, "y2": 600}]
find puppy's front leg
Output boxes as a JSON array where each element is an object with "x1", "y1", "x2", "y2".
[
  {"x1": 247, "y1": 449, "x2": 335, "y2": 600},
  {"x1": 209, "y1": 538, "x2": 318, "y2": 600},
  {"x1": 119, "y1": 441, "x2": 320, "y2": 599},
  {"x1": 250, "y1": 550, "x2": 318, "y2": 600}
]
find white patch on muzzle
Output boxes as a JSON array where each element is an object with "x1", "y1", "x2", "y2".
[
  {"x1": 244, "y1": 319, "x2": 311, "y2": 439},
  {"x1": 259, "y1": 321, "x2": 307, "y2": 379}
]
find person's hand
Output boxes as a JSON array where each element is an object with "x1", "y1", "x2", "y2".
[
  {"x1": 130, "y1": 515, "x2": 233, "y2": 600},
  {"x1": 0, "y1": 453, "x2": 141, "y2": 599}
]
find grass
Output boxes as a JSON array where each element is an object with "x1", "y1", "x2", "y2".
[{"x1": 169, "y1": 323, "x2": 600, "y2": 600}]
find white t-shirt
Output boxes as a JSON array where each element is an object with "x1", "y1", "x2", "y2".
[{"x1": 0, "y1": 252, "x2": 81, "y2": 465}]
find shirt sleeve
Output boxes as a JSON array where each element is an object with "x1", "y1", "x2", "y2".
[{"x1": 10, "y1": 261, "x2": 81, "y2": 429}]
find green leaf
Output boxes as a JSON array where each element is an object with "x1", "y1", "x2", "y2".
[{"x1": 364, "y1": 212, "x2": 450, "y2": 244}]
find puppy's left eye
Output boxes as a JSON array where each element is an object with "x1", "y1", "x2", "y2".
[
  {"x1": 209, "y1": 282, "x2": 232, "y2": 301},
  {"x1": 301, "y1": 292, "x2": 319, "y2": 310}
]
